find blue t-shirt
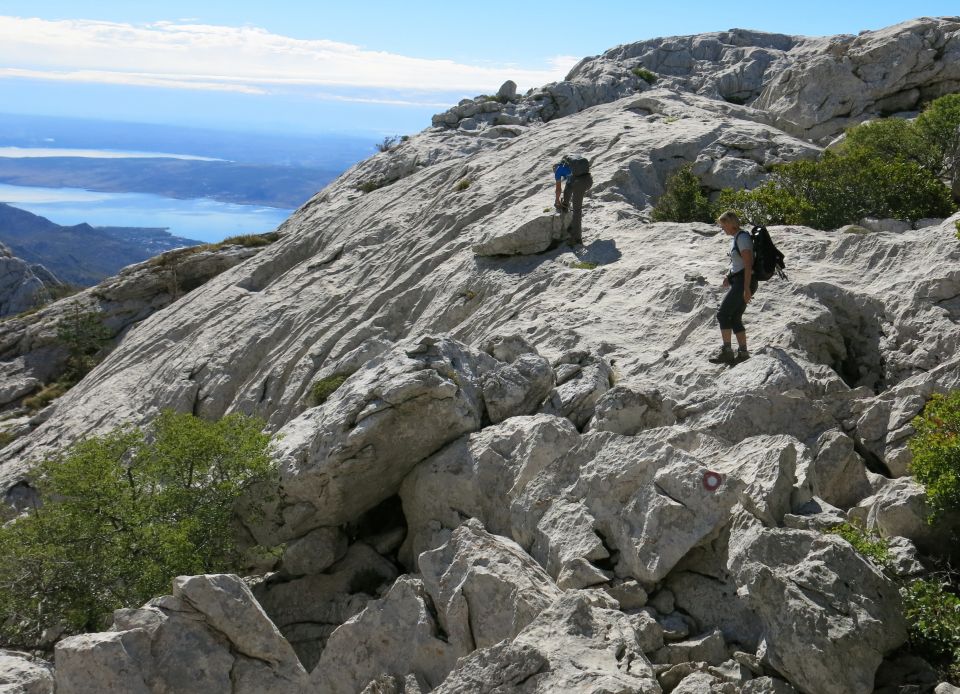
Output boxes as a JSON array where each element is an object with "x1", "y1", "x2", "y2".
[{"x1": 554, "y1": 162, "x2": 572, "y2": 181}]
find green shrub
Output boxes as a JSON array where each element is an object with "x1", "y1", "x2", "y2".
[
  {"x1": 826, "y1": 521, "x2": 892, "y2": 567},
  {"x1": 0, "y1": 430, "x2": 15, "y2": 449},
  {"x1": 717, "y1": 151, "x2": 955, "y2": 229},
  {"x1": 840, "y1": 117, "x2": 936, "y2": 170},
  {"x1": 375, "y1": 135, "x2": 399, "y2": 153},
  {"x1": 570, "y1": 261, "x2": 598, "y2": 270},
  {"x1": 217, "y1": 232, "x2": 280, "y2": 248},
  {"x1": 908, "y1": 391, "x2": 960, "y2": 519},
  {"x1": 57, "y1": 304, "x2": 111, "y2": 382},
  {"x1": 902, "y1": 577, "x2": 960, "y2": 680},
  {"x1": 652, "y1": 164, "x2": 715, "y2": 223},
  {"x1": 309, "y1": 374, "x2": 348, "y2": 407},
  {"x1": 631, "y1": 67, "x2": 657, "y2": 85},
  {"x1": 22, "y1": 382, "x2": 70, "y2": 413},
  {"x1": 956, "y1": 219, "x2": 960, "y2": 240},
  {"x1": 915, "y1": 93, "x2": 960, "y2": 188},
  {"x1": 356, "y1": 179, "x2": 387, "y2": 194},
  {"x1": 0, "y1": 410, "x2": 275, "y2": 647},
  {"x1": 454, "y1": 178, "x2": 471, "y2": 192}
]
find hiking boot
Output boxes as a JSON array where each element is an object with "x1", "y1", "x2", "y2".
[
  {"x1": 734, "y1": 348, "x2": 750, "y2": 363},
  {"x1": 708, "y1": 345, "x2": 735, "y2": 364}
]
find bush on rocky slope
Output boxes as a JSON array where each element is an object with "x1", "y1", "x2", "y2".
[
  {"x1": 902, "y1": 576, "x2": 960, "y2": 682},
  {"x1": 713, "y1": 93, "x2": 960, "y2": 228},
  {"x1": 909, "y1": 390, "x2": 960, "y2": 519},
  {"x1": 0, "y1": 411, "x2": 275, "y2": 648},
  {"x1": 652, "y1": 164, "x2": 715, "y2": 223}
]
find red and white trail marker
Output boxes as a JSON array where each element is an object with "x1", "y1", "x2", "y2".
[{"x1": 702, "y1": 470, "x2": 723, "y2": 492}]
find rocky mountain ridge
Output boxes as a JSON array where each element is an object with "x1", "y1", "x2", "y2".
[
  {"x1": 2, "y1": 16, "x2": 960, "y2": 694},
  {"x1": 0, "y1": 241, "x2": 62, "y2": 319}
]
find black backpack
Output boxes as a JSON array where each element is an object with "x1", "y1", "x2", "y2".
[
  {"x1": 561, "y1": 154, "x2": 590, "y2": 177},
  {"x1": 735, "y1": 226, "x2": 786, "y2": 281}
]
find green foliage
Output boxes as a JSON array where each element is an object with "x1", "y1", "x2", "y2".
[
  {"x1": 570, "y1": 261, "x2": 598, "y2": 270},
  {"x1": 956, "y1": 219, "x2": 960, "y2": 240},
  {"x1": 915, "y1": 93, "x2": 960, "y2": 186},
  {"x1": 454, "y1": 178, "x2": 472, "y2": 192},
  {"x1": 356, "y1": 179, "x2": 387, "y2": 194},
  {"x1": 652, "y1": 164, "x2": 715, "y2": 223},
  {"x1": 908, "y1": 391, "x2": 960, "y2": 519},
  {"x1": 0, "y1": 430, "x2": 15, "y2": 449},
  {"x1": 0, "y1": 411, "x2": 275, "y2": 647},
  {"x1": 840, "y1": 117, "x2": 936, "y2": 170},
  {"x1": 717, "y1": 94, "x2": 960, "y2": 229},
  {"x1": 22, "y1": 382, "x2": 70, "y2": 413},
  {"x1": 375, "y1": 135, "x2": 399, "y2": 152},
  {"x1": 717, "y1": 151, "x2": 955, "y2": 229},
  {"x1": 309, "y1": 374, "x2": 348, "y2": 407},
  {"x1": 901, "y1": 577, "x2": 960, "y2": 680},
  {"x1": 631, "y1": 67, "x2": 657, "y2": 84},
  {"x1": 56, "y1": 304, "x2": 111, "y2": 383},
  {"x1": 826, "y1": 521, "x2": 892, "y2": 567},
  {"x1": 217, "y1": 232, "x2": 280, "y2": 248}
]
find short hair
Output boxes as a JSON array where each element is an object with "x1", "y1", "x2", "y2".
[{"x1": 716, "y1": 210, "x2": 740, "y2": 225}]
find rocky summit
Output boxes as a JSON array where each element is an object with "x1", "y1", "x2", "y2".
[{"x1": 2, "y1": 16, "x2": 960, "y2": 694}]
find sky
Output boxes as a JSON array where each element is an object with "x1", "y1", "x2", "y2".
[{"x1": 0, "y1": 1, "x2": 958, "y2": 137}]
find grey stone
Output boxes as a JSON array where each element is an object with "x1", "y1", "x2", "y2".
[{"x1": 0, "y1": 650, "x2": 54, "y2": 694}]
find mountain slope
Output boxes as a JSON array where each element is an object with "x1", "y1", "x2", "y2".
[{"x1": 2, "y1": 17, "x2": 960, "y2": 694}]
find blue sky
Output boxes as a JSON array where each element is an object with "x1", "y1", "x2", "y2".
[{"x1": 1, "y1": 1, "x2": 957, "y2": 136}]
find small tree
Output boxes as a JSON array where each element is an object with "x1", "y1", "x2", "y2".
[
  {"x1": 909, "y1": 390, "x2": 960, "y2": 518},
  {"x1": 0, "y1": 410, "x2": 275, "y2": 648},
  {"x1": 915, "y1": 93, "x2": 960, "y2": 193},
  {"x1": 652, "y1": 164, "x2": 715, "y2": 223},
  {"x1": 56, "y1": 304, "x2": 111, "y2": 382},
  {"x1": 375, "y1": 135, "x2": 400, "y2": 153}
]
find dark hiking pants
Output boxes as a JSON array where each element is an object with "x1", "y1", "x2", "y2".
[
  {"x1": 717, "y1": 271, "x2": 758, "y2": 333},
  {"x1": 562, "y1": 173, "x2": 592, "y2": 243}
]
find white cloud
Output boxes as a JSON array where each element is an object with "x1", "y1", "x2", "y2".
[{"x1": 0, "y1": 16, "x2": 578, "y2": 96}]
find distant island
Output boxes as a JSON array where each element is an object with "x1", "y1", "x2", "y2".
[{"x1": 0, "y1": 203, "x2": 202, "y2": 286}]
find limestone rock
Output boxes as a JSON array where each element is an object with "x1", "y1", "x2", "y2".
[
  {"x1": 418, "y1": 519, "x2": 562, "y2": 657},
  {"x1": 0, "y1": 243, "x2": 61, "y2": 319},
  {"x1": 741, "y1": 677, "x2": 798, "y2": 693},
  {"x1": 472, "y1": 206, "x2": 565, "y2": 256},
  {"x1": 481, "y1": 351, "x2": 554, "y2": 423},
  {"x1": 55, "y1": 574, "x2": 307, "y2": 694},
  {"x1": 253, "y1": 542, "x2": 398, "y2": 670},
  {"x1": 0, "y1": 650, "x2": 54, "y2": 694},
  {"x1": 279, "y1": 526, "x2": 348, "y2": 576},
  {"x1": 811, "y1": 429, "x2": 874, "y2": 509},
  {"x1": 497, "y1": 80, "x2": 518, "y2": 101},
  {"x1": 432, "y1": 592, "x2": 661, "y2": 693},
  {"x1": 588, "y1": 384, "x2": 677, "y2": 434},
  {"x1": 308, "y1": 576, "x2": 459, "y2": 694},
  {"x1": 255, "y1": 336, "x2": 496, "y2": 542},
  {"x1": 729, "y1": 522, "x2": 907, "y2": 694},
  {"x1": 653, "y1": 629, "x2": 729, "y2": 666},
  {"x1": 540, "y1": 351, "x2": 613, "y2": 429},
  {"x1": 399, "y1": 414, "x2": 579, "y2": 568}
]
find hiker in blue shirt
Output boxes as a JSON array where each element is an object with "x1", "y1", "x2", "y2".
[{"x1": 553, "y1": 155, "x2": 593, "y2": 246}]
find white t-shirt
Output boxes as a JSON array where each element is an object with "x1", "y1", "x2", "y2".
[{"x1": 729, "y1": 231, "x2": 753, "y2": 274}]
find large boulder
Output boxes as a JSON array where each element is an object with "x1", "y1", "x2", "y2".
[
  {"x1": 0, "y1": 650, "x2": 54, "y2": 694},
  {"x1": 399, "y1": 414, "x2": 579, "y2": 568},
  {"x1": 418, "y1": 519, "x2": 563, "y2": 657},
  {"x1": 55, "y1": 574, "x2": 307, "y2": 694},
  {"x1": 432, "y1": 592, "x2": 662, "y2": 693},
  {"x1": 253, "y1": 542, "x2": 399, "y2": 670},
  {"x1": 728, "y1": 520, "x2": 907, "y2": 694},
  {"x1": 251, "y1": 336, "x2": 497, "y2": 543},
  {"x1": 307, "y1": 576, "x2": 459, "y2": 694}
]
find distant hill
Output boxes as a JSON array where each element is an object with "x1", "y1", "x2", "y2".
[
  {"x1": 0, "y1": 203, "x2": 201, "y2": 286},
  {"x1": 0, "y1": 158, "x2": 336, "y2": 209}
]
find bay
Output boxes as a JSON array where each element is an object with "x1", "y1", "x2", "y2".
[{"x1": 0, "y1": 183, "x2": 293, "y2": 244}]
